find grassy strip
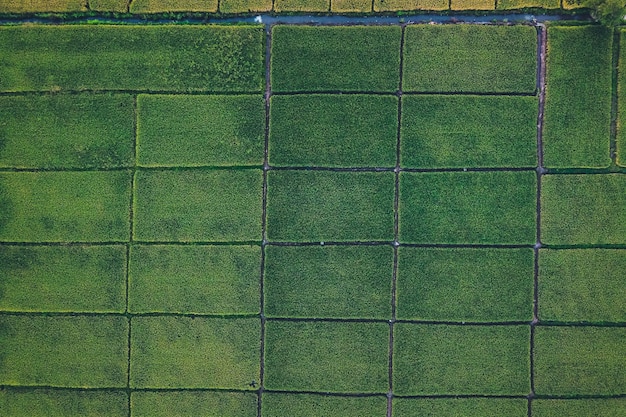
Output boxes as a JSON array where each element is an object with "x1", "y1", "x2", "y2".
[
  {"x1": 263, "y1": 393, "x2": 387, "y2": 416},
  {"x1": 533, "y1": 399, "x2": 626, "y2": 417},
  {"x1": 544, "y1": 26, "x2": 613, "y2": 168},
  {"x1": 271, "y1": 25, "x2": 401, "y2": 92},
  {"x1": 541, "y1": 174, "x2": 626, "y2": 245},
  {"x1": 266, "y1": 171, "x2": 394, "y2": 241},
  {"x1": 220, "y1": 0, "x2": 273, "y2": 12},
  {"x1": 131, "y1": 391, "x2": 257, "y2": 417},
  {"x1": 129, "y1": 245, "x2": 260, "y2": 314},
  {"x1": 0, "y1": 245, "x2": 126, "y2": 313},
  {"x1": 400, "y1": 95, "x2": 537, "y2": 168},
  {"x1": 0, "y1": 25, "x2": 264, "y2": 92},
  {"x1": 0, "y1": 389, "x2": 127, "y2": 417},
  {"x1": 137, "y1": 95, "x2": 265, "y2": 167},
  {"x1": 393, "y1": 398, "x2": 528, "y2": 417},
  {"x1": 497, "y1": 0, "x2": 560, "y2": 8},
  {"x1": 0, "y1": 94, "x2": 134, "y2": 169},
  {"x1": 374, "y1": 0, "x2": 448, "y2": 11},
  {"x1": 0, "y1": 316, "x2": 128, "y2": 387},
  {"x1": 397, "y1": 248, "x2": 534, "y2": 322},
  {"x1": 0, "y1": 171, "x2": 131, "y2": 242},
  {"x1": 269, "y1": 95, "x2": 397, "y2": 167},
  {"x1": 130, "y1": 0, "x2": 218, "y2": 12},
  {"x1": 534, "y1": 326, "x2": 626, "y2": 395},
  {"x1": 130, "y1": 317, "x2": 260, "y2": 389},
  {"x1": 274, "y1": 0, "x2": 330, "y2": 11},
  {"x1": 394, "y1": 324, "x2": 530, "y2": 395},
  {"x1": 403, "y1": 25, "x2": 536, "y2": 93}
]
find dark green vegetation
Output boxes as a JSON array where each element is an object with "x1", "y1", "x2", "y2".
[
  {"x1": 399, "y1": 171, "x2": 536, "y2": 244},
  {"x1": 270, "y1": 25, "x2": 401, "y2": 92},
  {"x1": 131, "y1": 390, "x2": 257, "y2": 417},
  {"x1": 403, "y1": 25, "x2": 537, "y2": 93},
  {"x1": 393, "y1": 398, "x2": 528, "y2": 417},
  {"x1": 263, "y1": 393, "x2": 387, "y2": 416},
  {"x1": 0, "y1": 25, "x2": 264, "y2": 92},
  {"x1": 543, "y1": 26, "x2": 613, "y2": 168},
  {"x1": 269, "y1": 95, "x2": 397, "y2": 167},
  {"x1": 533, "y1": 399, "x2": 626, "y2": 417},
  {"x1": 137, "y1": 95, "x2": 265, "y2": 167},
  {"x1": 400, "y1": 95, "x2": 537, "y2": 168},
  {"x1": 0, "y1": 389, "x2": 128, "y2": 417},
  {"x1": 397, "y1": 248, "x2": 534, "y2": 321},
  {"x1": 567, "y1": 0, "x2": 626, "y2": 26}
]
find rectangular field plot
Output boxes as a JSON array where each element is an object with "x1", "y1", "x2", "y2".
[
  {"x1": 0, "y1": 171, "x2": 131, "y2": 242},
  {"x1": 403, "y1": 25, "x2": 537, "y2": 93},
  {"x1": 266, "y1": 171, "x2": 394, "y2": 241},
  {"x1": 400, "y1": 95, "x2": 537, "y2": 168},
  {"x1": 274, "y1": 0, "x2": 330, "y2": 11},
  {"x1": 374, "y1": 0, "x2": 448, "y2": 11},
  {"x1": 393, "y1": 398, "x2": 528, "y2": 417},
  {"x1": 269, "y1": 95, "x2": 397, "y2": 167},
  {"x1": 0, "y1": 0, "x2": 86, "y2": 12},
  {"x1": 263, "y1": 393, "x2": 387, "y2": 417},
  {"x1": 129, "y1": 244, "x2": 260, "y2": 314},
  {"x1": 331, "y1": 0, "x2": 372, "y2": 12},
  {"x1": 130, "y1": 316, "x2": 260, "y2": 389},
  {"x1": 533, "y1": 399, "x2": 626, "y2": 417},
  {"x1": 220, "y1": 0, "x2": 273, "y2": 12},
  {"x1": 543, "y1": 26, "x2": 612, "y2": 168},
  {"x1": 0, "y1": 245, "x2": 126, "y2": 313},
  {"x1": 0, "y1": 389, "x2": 128, "y2": 417},
  {"x1": 131, "y1": 391, "x2": 257, "y2": 417},
  {"x1": 264, "y1": 245, "x2": 393, "y2": 319},
  {"x1": 497, "y1": 0, "x2": 560, "y2": 8},
  {"x1": 271, "y1": 25, "x2": 401, "y2": 92},
  {"x1": 617, "y1": 29, "x2": 626, "y2": 167},
  {"x1": 137, "y1": 95, "x2": 265, "y2": 167},
  {"x1": 399, "y1": 171, "x2": 536, "y2": 244},
  {"x1": 450, "y1": 0, "x2": 495, "y2": 9},
  {"x1": 397, "y1": 247, "x2": 534, "y2": 322},
  {"x1": 264, "y1": 321, "x2": 389, "y2": 393},
  {"x1": 133, "y1": 169, "x2": 262, "y2": 242},
  {"x1": 0, "y1": 315, "x2": 128, "y2": 387},
  {"x1": 0, "y1": 94, "x2": 134, "y2": 169},
  {"x1": 393, "y1": 324, "x2": 530, "y2": 395},
  {"x1": 0, "y1": 25, "x2": 264, "y2": 92},
  {"x1": 130, "y1": 0, "x2": 218, "y2": 12},
  {"x1": 89, "y1": 0, "x2": 128, "y2": 12}
]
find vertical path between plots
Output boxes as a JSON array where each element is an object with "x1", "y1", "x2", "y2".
[{"x1": 610, "y1": 28, "x2": 621, "y2": 166}]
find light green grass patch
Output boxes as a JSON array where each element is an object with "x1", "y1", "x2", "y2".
[
  {"x1": 133, "y1": 169, "x2": 262, "y2": 242},
  {"x1": 0, "y1": 171, "x2": 131, "y2": 242},
  {"x1": 131, "y1": 391, "x2": 257, "y2": 417},
  {"x1": 269, "y1": 95, "x2": 397, "y2": 167},
  {"x1": 0, "y1": 245, "x2": 126, "y2": 313},
  {"x1": 393, "y1": 398, "x2": 528, "y2": 417},
  {"x1": 220, "y1": 0, "x2": 273, "y2": 12},
  {"x1": 400, "y1": 95, "x2": 537, "y2": 168},
  {"x1": 497, "y1": 0, "x2": 560, "y2": 8},
  {"x1": 271, "y1": 25, "x2": 401, "y2": 92},
  {"x1": 0, "y1": 0, "x2": 86, "y2": 12},
  {"x1": 264, "y1": 321, "x2": 389, "y2": 393},
  {"x1": 450, "y1": 0, "x2": 495, "y2": 9},
  {"x1": 399, "y1": 171, "x2": 536, "y2": 244},
  {"x1": 274, "y1": 0, "x2": 330, "y2": 11},
  {"x1": 533, "y1": 399, "x2": 626, "y2": 417},
  {"x1": 264, "y1": 245, "x2": 393, "y2": 319},
  {"x1": 393, "y1": 324, "x2": 530, "y2": 395},
  {"x1": 130, "y1": 0, "x2": 218, "y2": 12},
  {"x1": 397, "y1": 248, "x2": 534, "y2": 322},
  {"x1": 129, "y1": 244, "x2": 260, "y2": 314},
  {"x1": 0, "y1": 389, "x2": 128, "y2": 417},
  {"x1": 544, "y1": 26, "x2": 612, "y2": 168},
  {"x1": 539, "y1": 249, "x2": 626, "y2": 322},
  {"x1": 534, "y1": 326, "x2": 626, "y2": 395},
  {"x1": 374, "y1": 0, "x2": 448, "y2": 11},
  {"x1": 89, "y1": 0, "x2": 128, "y2": 12},
  {"x1": 0, "y1": 316, "x2": 128, "y2": 387},
  {"x1": 263, "y1": 393, "x2": 387, "y2": 416},
  {"x1": 130, "y1": 317, "x2": 260, "y2": 389},
  {"x1": 0, "y1": 25, "x2": 263, "y2": 92},
  {"x1": 267, "y1": 171, "x2": 394, "y2": 241},
  {"x1": 541, "y1": 174, "x2": 626, "y2": 245},
  {"x1": 331, "y1": 0, "x2": 372, "y2": 11},
  {"x1": 137, "y1": 95, "x2": 264, "y2": 167},
  {"x1": 403, "y1": 25, "x2": 536, "y2": 93}
]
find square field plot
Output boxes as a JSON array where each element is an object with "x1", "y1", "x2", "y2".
[
  {"x1": 374, "y1": 0, "x2": 448, "y2": 11},
  {"x1": 129, "y1": 244, "x2": 260, "y2": 314},
  {"x1": 399, "y1": 171, "x2": 536, "y2": 244},
  {"x1": 266, "y1": 171, "x2": 394, "y2": 241},
  {"x1": 539, "y1": 249, "x2": 626, "y2": 322},
  {"x1": 269, "y1": 94, "x2": 397, "y2": 167},
  {"x1": 130, "y1": 317, "x2": 260, "y2": 389},
  {"x1": 0, "y1": 171, "x2": 131, "y2": 242},
  {"x1": 0, "y1": 389, "x2": 128, "y2": 417},
  {"x1": 0, "y1": 245, "x2": 126, "y2": 313},
  {"x1": 393, "y1": 324, "x2": 530, "y2": 395},
  {"x1": 541, "y1": 174, "x2": 626, "y2": 245},
  {"x1": 533, "y1": 399, "x2": 626, "y2": 417},
  {"x1": 137, "y1": 95, "x2": 265, "y2": 167},
  {"x1": 263, "y1": 393, "x2": 387, "y2": 417},
  {"x1": 133, "y1": 169, "x2": 262, "y2": 242},
  {"x1": 401, "y1": 95, "x2": 537, "y2": 168},
  {"x1": 403, "y1": 25, "x2": 537, "y2": 93},
  {"x1": 0, "y1": 25, "x2": 264, "y2": 92},
  {"x1": 544, "y1": 26, "x2": 612, "y2": 168},
  {"x1": 534, "y1": 326, "x2": 626, "y2": 395},
  {"x1": 131, "y1": 391, "x2": 257, "y2": 417},
  {"x1": 397, "y1": 247, "x2": 534, "y2": 322},
  {"x1": 264, "y1": 245, "x2": 393, "y2": 319},
  {"x1": 0, "y1": 315, "x2": 128, "y2": 387},
  {"x1": 264, "y1": 321, "x2": 389, "y2": 393},
  {"x1": 0, "y1": 94, "x2": 134, "y2": 169},
  {"x1": 393, "y1": 398, "x2": 528, "y2": 417},
  {"x1": 271, "y1": 25, "x2": 401, "y2": 92}
]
